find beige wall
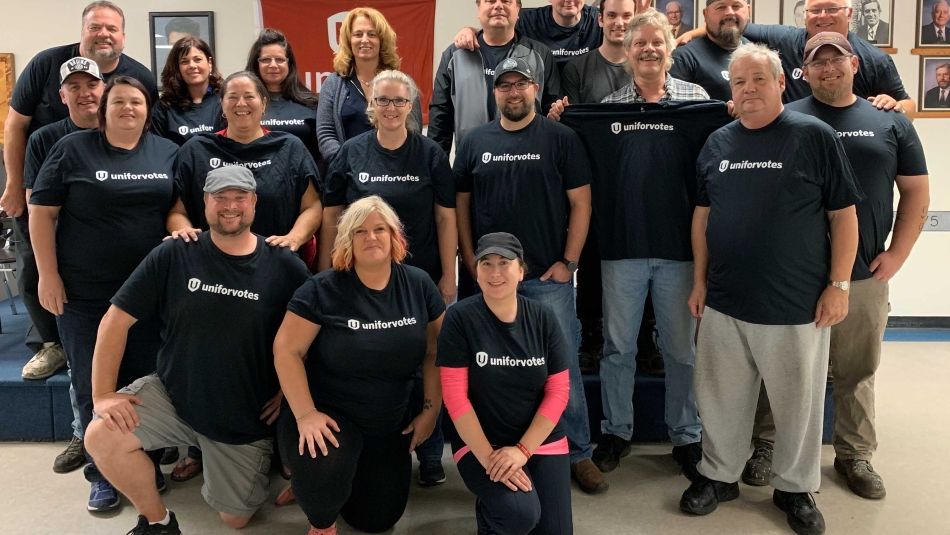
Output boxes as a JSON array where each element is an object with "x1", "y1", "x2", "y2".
[{"x1": 1, "y1": 0, "x2": 946, "y2": 316}]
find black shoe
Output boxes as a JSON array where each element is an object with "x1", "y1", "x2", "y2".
[
  {"x1": 53, "y1": 436, "x2": 86, "y2": 474},
  {"x1": 773, "y1": 490, "x2": 825, "y2": 535},
  {"x1": 160, "y1": 447, "x2": 179, "y2": 465},
  {"x1": 156, "y1": 469, "x2": 167, "y2": 494},
  {"x1": 679, "y1": 475, "x2": 740, "y2": 516},
  {"x1": 126, "y1": 512, "x2": 181, "y2": 535},
  {"x1": 672, "y1": 442, "x2": 702, "y2": 482},
  {"x1": 742, "y1": 441, "x2": 773, "y2": 486},
  {"x1": 592, "y1": 433, "x2": 631, "y2": 473},
  {"x1": 418, "y1": 459, "x2": 446, "y2": 487},
  {"x1": 833, "y1": 458, "x2": 886, "y2": 499}
]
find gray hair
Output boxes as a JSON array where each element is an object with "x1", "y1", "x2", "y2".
[
  {"x1": 623, "y1": 8, "x2": 676, "y2": 71},
  {"x1": 728, "y1": 42, "x2": 783, "y2": 80},
  {"x1": 935, "y1": 0, "x2": 950, "y2": 15},
  {"x1": 366, "y1": 70, "x2": 421, "y2": 134}
]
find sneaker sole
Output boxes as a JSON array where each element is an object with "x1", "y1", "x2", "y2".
[
  {"x1": 418, "y1": 477, "x2": 446, "y2": 487},
  {"x1": 87, "y1": 499, "x2": 120, "y2": 512}
]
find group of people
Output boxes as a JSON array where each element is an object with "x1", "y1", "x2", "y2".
[{"x1": 0, "y1": 1, "x2": 933, "y2": 535}]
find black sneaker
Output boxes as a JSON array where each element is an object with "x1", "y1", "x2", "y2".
[
  {"x1": 592, "y1": 433, "x2": 631, "y2": 473},
  {"x1": 127, "y1": 511, "x2": 181, "y2": 535},
  {"x1": 672, "y1": 442, "x2": 702, "y2": 482},
  {"x1": 773, "y1": 490, "x2": 825, "y2": 535},
  {"x1": 679, "y1": 474, "x2": 740, "y2": 516},
  {"x1": 53, "y1": 436, "x2": 86, "y2": 474},
  {"x1": 741, "y1": 441, "x2": 773, "y2": 486},
  {"x1": 418, "y1": 459, "x2": 446, "y2": 487}
]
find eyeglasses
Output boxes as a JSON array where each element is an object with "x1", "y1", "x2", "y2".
[
  {"x1": 257, "y1": 56, "x2": 287, "y2": 65},
  {"x1": 804, "y1": 7, "x2": 848, "y2": 15},
  {"x1": 495, "y1": 80, "x2": 534, "y2": 92},
  {"x1": 806, "y1": 54, "x2": 852, "y2": 69},
  {"x1": 373, "y1": 97, "x2": 410, "y2": 107}
]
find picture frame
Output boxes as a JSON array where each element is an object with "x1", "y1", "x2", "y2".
[
  {"x1": 850, "y1": 0, "x2": 893, "y2": 48},
  {"x1": 780, "y1": 0, "x2": 807, "y2": 28},
  {"x1": 656, "y1": 0, "x2": 696, "y2": 38},
  {"x1": 919, "y1": 56, "x2": 950, "y2": 112},
  {"x1": 916, "y1": 0, "x2": 950, "y2": 48},
  {"x1": 148, "y1": 11, "x2": 215, "y2": 84}
]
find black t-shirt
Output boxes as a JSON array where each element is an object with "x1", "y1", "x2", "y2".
[
  {"x1": 670, "y1": 37, "x2": 749, "y2": 102},
  {"x1": 111, "y1": 233, "x2": 309, "y2": 444},
  {"x1": 263, "y1": 94, "x2": 319, "y2": 162},
  {"x1": 786, "y1": 97, "x2": 928, "y2": 281},
  {"x1": 477, "y1": 34, "x2": 515, "y2": 120},
  {"x1": 23, "y1": 118, "x2": 86, "y2": 189},
  {"x1": 696, "y1": 110, "x2": 863, "y2": 325},
  {"x1": 151, "y1": 94, "x2": 225, "y2": 146},
  {"x1": 454, "y1": 116, "x2": 590, "y2": 280},
  {"x1": 561, "y1": 101, "x2": 732, "y2": 261},
  {"x1": 516, "y1": 5, "x2": 602, "y2": 74},
  {"x1": 288, "y1": 263, "x2": 445, "y2": 435},
  {"x1": 10, "y1": 43, "x2": 158, "y2": 134},
  {"x1": 174, "y1": 131, "x2": 321, "y2": 238},
  {"x1": 743, "y1": 25, "x2": 909, "y2": 104},
  {"x1": 30, "y1": 130, "x2": 177, "y2": 300},
  {"x1": 437, "y1": 294, "x2": 569, "y2": 449},
  {"x1": 562, "y1": 49, "x2": 628, "y2": 104},
  {"x1": 323, "y1": 131, "x2": 455, "y2": 281}
]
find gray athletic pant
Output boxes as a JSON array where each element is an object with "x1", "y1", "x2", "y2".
[{"x1": 695, "y1": 306, "x2": 829, "y2": 493}]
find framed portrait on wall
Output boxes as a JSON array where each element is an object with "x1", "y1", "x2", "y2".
[
  {"x1": 850, "y1": 0, "x2": 893, "y2": 47},
  {"x1": 917, "y1": 0, "x2": 950, "y2": 47},
  {"x1": 780, "y1": 0, "x2": 807, "y2": 28},
  {"x1": 656, "y1": 0, "x2": 695, "y2": 38},
  {"x1": 148, "y1": 11, "x2": 215, "y2": 83},
  {"x1": 919, "y1": 57, "x2": 950, "y2": 112}
]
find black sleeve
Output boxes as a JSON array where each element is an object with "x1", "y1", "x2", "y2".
[
  {"x1": 9, "y1": 51, "x2": 53, "y2": 116},
  {"x1": 452, "y1": 138, "x2": 474, "y2": 193},
  {"x1": 541, "y1": 306, "x2": 570, "y2": 375},
  {"x1": 559, "y1": 127, "x2": 591, "y2": 190},
  {"x1": 287, "y1": 277, "x2": 325, "y2": 326},
  {"x1": 151, "y1": 104, "x2": 170, "y2": 141},
  {"x1": 894, "y1": 114, "x2": 928, "y2": 176},
  {"x1": 110, "y1": 242, "x2": 170, "y2": 321},
  {"x1": 172, "y1": 143, "x2": 195, "y2": 210},
  {"x1": 539, "y1": 47, "x2": 562, "y2": 114},
  {"x1": 427, "y1": 47, "x2": 457, "y2": 155},
  {"x1": 28, "y1": 139, "x2": 69, "y2": 206},
  {"x1": 871, "y1": 54, "x2": 911, "y2": 102},
  {"x1": 23, "y1": 131, "x2": 46, "y2": 189},
  {"x1": 430, "y1": 142, "x2": 456, "y2": 208},
  {"x1": 436, "y1": 305, "x2": 470, "y2": 368},
  {"x1": 562, "y1": 60, "x2": 582, "y2": 104},
  {"x1": 422, "y1": 273, "x2": 447, "y2": 321},
  {"x1": 292, "y1": 137, "x2": 323, "y2": 195},
  {"x1": 742, "y1": 23, "x2": 798, "y2": 46},
  {"x1": 818, "y1": 130, "x2": 863, "y2": 211},
  {"x1": 322, "y1": 144, "x2": 350, "y2": 207}
]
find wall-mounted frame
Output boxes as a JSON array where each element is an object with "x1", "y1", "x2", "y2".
[
  {"x1": 780, "y1": 0, "x2": 806, "y2": 28},
  {"x1": 148, "y1": 11, "x2": 215, "y2": 84},
  {"x1": 655, "y1": 0, "x2": 695, "y2": 38},
  {"x1": 917, "y1": 0, "x2": 950, "y2": 48},
  {"x1": 919, "y1": 56, "x2": 950, "y2": 112},
  {"x1": 851, "y1": 0, "x2": 894, "y2": 48},
  {"x1": 692, "y1": 0, "x2": 755, "y2": 26}
]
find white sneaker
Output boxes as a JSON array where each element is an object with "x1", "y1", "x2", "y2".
[{"x1": 21, "y1": 344, "x2": 67, "y2": 380}]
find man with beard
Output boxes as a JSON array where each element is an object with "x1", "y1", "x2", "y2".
[
  {"x1": 857, "y1": 0, "x2": 889, "y2": 44},
  {"x1": 453, "y1": 57, "x2": 602, "y2": 494},
  {"x1": 670, "y1": 0, "x2": 750, "y2": 102},
  {"x1": 924, "y1": 63, "x2": 950, "y2": 108},
  {"x1": 785, "y1": 32, "x2": 929, "y2": 500},
  {"x1": 921, "y1": 0, "x2": 950, "y2": 44},
  {"x1": 85, "y1": 166, "x2": 310, "y2": 534},
  {"x1": 665, "y1": 1, "x2": 693, "y2": 37}
]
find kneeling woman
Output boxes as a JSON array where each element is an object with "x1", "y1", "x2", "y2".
[
  {"x1": 438, "y1": 233, "x2": 573, "y2": 535},
  {"x1": 274, "y1": 195, "x2": 444, "y2": 535}
]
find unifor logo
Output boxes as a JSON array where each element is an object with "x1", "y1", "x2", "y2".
[
  {"x1": 178, "y1": 125, "x2": 189, "y2": 135},
  {"x1": 719, "y1": 160, "x2": 730, "y2": 173},
  {"x1": 475, "y1": 351, "x2": 488, "y2": 367},
  {"x1": 187, "y1": 278, "x2": 201, "y2": 292},
  {"x1": 358, "y1": 172, "x2": 369, "y2": 183},
  {"x1": 347, "y1": 319, "x2": 360, "y2": 330},
  {"x1": 209, "y1": 157, "x2": 221, "y2": 168},
  {"x1": 481, "y1": 152, "x2": 492, "y2": 164},
  {"x1": 792, "y1": 68, "x2": 803, "y2": 80},
  {"x1": 610, "y1": 122, "x2": 622, "y2": 135},
  {"x1": 327, "y1": 11, "x2": 348, "y2": 53},
  {"x1": 95, "y1": 170, "x2": 108, "y2": 181},
  {"x1": 720, "y1": 70, "x2": 730, "y2": 81}
]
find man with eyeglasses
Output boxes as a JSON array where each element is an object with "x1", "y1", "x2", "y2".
[
  {"x1": 921, "y1": 0, "x2": 950, "y2": 44},
  {"x1": 453, "y1": 57, "x2": 601, "y2": 494},
  {"x1": 664, "y1": 1, "x2": 693, "y2": 38},
  {"x1": 856, "y1": 0, "x2": 888, "y2": 44},
  {"x1": 786, "y1": 32, "x2": 929, "y2": 501}
]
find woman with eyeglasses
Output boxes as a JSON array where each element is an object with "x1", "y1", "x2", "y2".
[
  {"x1": 246, "y1": 28, "x2": 320, "y2": 162},
  {"x1": 316, "y1": 7, "x2": 421, "y2": 164}
]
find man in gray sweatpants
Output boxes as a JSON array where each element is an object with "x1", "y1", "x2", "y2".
[{"x1": 678, "y1": 42, "x2": 861, "y2": 535}]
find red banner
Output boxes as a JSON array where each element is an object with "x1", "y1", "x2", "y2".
[{"x1": 260, "y1": 0, "x2": 435, "y2": 123}]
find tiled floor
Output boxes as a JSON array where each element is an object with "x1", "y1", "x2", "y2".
[{"x1": 2, "y1": 341, "x2": 948, "y2": 534}]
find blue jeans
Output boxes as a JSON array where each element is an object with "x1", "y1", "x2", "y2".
[
  {"x1": 599, "y1": 259, "x2": 701, "y2": 445},
  {"x1": 518, "y1": 278, "x2": 593, "y2": 462}
]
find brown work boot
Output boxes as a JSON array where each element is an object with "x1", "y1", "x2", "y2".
[
  {"x1": 571, "y1": 458, "x2": 609, "y2": 494},
  {"x1": 834, "y1": 458, "x2": 886, "y2": 499}
]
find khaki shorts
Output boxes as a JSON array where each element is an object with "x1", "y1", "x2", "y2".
[{"x1": 115, "y1": 374, "x2": 272, "y2": 517}]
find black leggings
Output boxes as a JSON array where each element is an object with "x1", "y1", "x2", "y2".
[
  {"x1": 456, "y1": 452, "x2": 573, "y2": 535},
  {"x1": 277, "y1": 408, "x2": 411, "y2": 532}
]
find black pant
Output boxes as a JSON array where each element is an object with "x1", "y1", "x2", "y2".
[
  {"x1": 456, "y1": 452, "x2": 573, "y2": 535},
  {"x1": 278, "y1": 408, "x2": 411, "y2": 532},
  {"x1": 13, "y1": 216, "x2": 61, "y2": 350}
]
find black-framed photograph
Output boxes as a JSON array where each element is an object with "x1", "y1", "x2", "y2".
[
  {"x1": 780, "y1": 0, "x2": 807, "y2": 28},
  {"x1": 850, "y1": 0, "x2": 893, "y2": 48},
  {"x1": 917, "y1": 0, "x2": 950, "y2": 47},
  {"x1": 919, "y1": 57, "x2": 950, "y2": 111},
  {"x1": 148, "y1": 11, "x2": 215, "y2": 82}
]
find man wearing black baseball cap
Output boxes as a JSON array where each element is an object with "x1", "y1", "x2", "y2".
[{"x1": 85, "y1": 165, "x2": 310, "y2": 534}]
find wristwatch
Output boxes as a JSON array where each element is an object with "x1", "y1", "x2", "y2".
[
  {"x1": 561, "y1": 258, "x2": 578, "y2": 274},
  {"x1": 829, "y1": 280, "x2": 850, "y2": 292}
]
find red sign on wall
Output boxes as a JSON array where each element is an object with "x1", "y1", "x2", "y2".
[{"x1": 260, "y1": 0, "x2": 436, "y2": 123}]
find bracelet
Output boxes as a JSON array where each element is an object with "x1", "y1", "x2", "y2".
[
  {"x1": 516, "y1": 442, "x2": 532, "y2": 460},
  {"x1": 296, "y1": 407, "x2": 318, "y2": 421}
]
